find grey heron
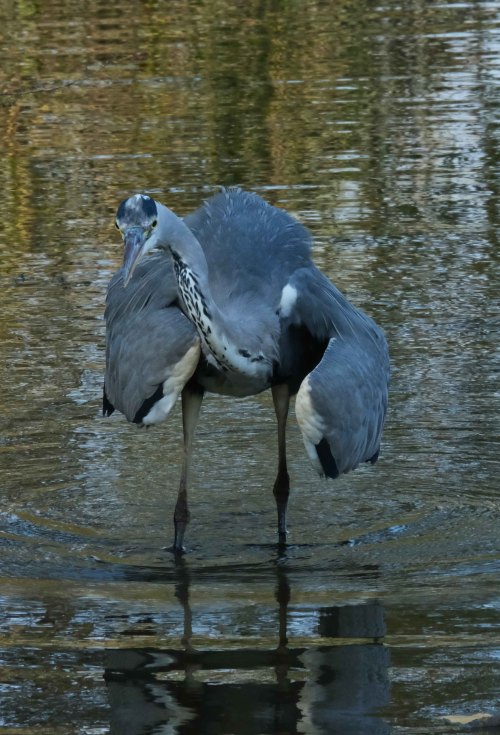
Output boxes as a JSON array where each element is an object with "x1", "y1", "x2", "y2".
[{"x1": 103, "y1": 189, "x2": 389, "y2": 551}]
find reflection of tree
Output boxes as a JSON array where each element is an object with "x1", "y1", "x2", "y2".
[
  {"x1": 104, "y1": 560, "x2": 390, "y2": 735},
  {"x1": 192, "y1": 2, "x2": 275, "y2": 186},
  {"x1": 1, "y1": 0, "x2": 498, "y2": 249}
]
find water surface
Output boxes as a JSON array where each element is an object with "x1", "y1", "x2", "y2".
[{"x1": 1, "y1": 1, "x2": 500, "y2": 733}]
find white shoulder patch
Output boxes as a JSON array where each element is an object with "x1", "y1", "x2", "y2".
[{"x1": 279, "y1": 283, "x2": 298, "y2": 318}]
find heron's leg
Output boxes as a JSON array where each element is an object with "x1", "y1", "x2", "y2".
[
  {"x1": 173, "y1": 384, "x2": 204, "y2": 553},
  {"x1": 272, "y1": 384, "x2": 290, "y2": 544}
]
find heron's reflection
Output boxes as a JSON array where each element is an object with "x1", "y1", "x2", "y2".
[{"x1": 104, "y1": 557, "x2": 390, "y2": 734}]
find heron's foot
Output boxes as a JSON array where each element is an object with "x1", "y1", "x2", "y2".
[
  {"x1": 168, "y1": 543, "x2": 186, "y2": 555},
  {"x1": 273, "y1": 469, "x2": 290, "y2": 544},
  {"x1": 173, "y1": 488, "x2": 190, "y2": 553},
  {"x1": 277, "y1": 505, "x2": 288, "y2": 540},
  {"x1": 276, "y1": 502, "x2": 289, "y2": 546},
  {"x1": 172, "y1": 517, "x2": 189, "y2": 554}
]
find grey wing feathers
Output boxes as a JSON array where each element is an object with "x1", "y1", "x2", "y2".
[
  {"x1": 297, "y1": 337, "x2": 389, "y2": 477},
  {"x1": 104, "y1": 254, "x2": 199, "y2": 423},
  {"x1": 283, "y1": 266, "x2": 385, "y2": 344},
  {"x1": 185, "y1": 188, "x2": 312, "y2": 305},
  {"x1": 287, "y1": 267, "x2": 390, "y2": 477},
  {"x1": 105, "y1": 253, "x2": 177, "y2": 327}
]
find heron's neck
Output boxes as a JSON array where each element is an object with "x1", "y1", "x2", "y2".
[
  {"x1": 156, "y1": 202, "x2": 271, "y2": 378},
  {"x1": 156, "y1": 203, "x2": 207, "y2": 269},
  {"x1": 156, "y1": 201, "x2": 212, "y2": 302}
]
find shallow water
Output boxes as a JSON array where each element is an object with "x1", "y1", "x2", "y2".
[{"x1": 1, "y1": 1, "x2": 500, "y2": 733}]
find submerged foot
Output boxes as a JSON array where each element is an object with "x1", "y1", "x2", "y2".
[
  {"x1": 171, "y1": 518, "x2": 188, "y2": 554},
  {"x1": 167, "y1": 542, "x2": 186, "y2": 555},
  {"x1": 273, "y1": 466, "x2": 290, "y2": 547}
]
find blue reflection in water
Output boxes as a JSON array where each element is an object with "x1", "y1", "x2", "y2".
[{"x1": 104, "y1": 561, "x2": 390, "y2": 735}]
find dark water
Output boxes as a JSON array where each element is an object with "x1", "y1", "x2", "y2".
[{"x1": 1, "y1": 1, "x2": 500, "y2": 733}]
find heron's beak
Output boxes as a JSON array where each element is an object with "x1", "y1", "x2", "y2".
[{"x1": 122, "y1": 227, "x2": 147, "y2": 286}]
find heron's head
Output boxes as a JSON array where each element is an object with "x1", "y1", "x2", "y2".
[{"x1": 115, "y1": 194, "x2": 159, "y2": 286}]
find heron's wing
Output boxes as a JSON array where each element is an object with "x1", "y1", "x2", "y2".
[
  {"x1": 282, "y1": 267, "x2": 390, "y2": 477},
  {"x1": 105, "y1": 253, "x2": 177, "y2": 328},
  {"x1": 104, "y1": 254, "x2": 200, "y2": 424},
  {"x1": 185, "y1": 188, "x2": 312, "y2": 314}
]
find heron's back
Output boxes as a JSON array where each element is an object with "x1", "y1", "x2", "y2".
[{"x1": 185, "y1": 189, "x2": 312, "y2": 310}]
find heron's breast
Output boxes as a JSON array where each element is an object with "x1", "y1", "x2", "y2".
[{"x1": 195, "y1": 364, "x2": 271, "y2": 397}]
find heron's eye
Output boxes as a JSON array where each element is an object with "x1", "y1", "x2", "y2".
[{"x1": 152, "y1": 219, "x2": 158, "y2": 228}]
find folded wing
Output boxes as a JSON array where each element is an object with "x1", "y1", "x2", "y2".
[
  {"x1": 104, "y1": 254, "x2": 200, "y2": 425},
  {"x1": 282, "y1": 267, "x2": 390, "y2": 478}
]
